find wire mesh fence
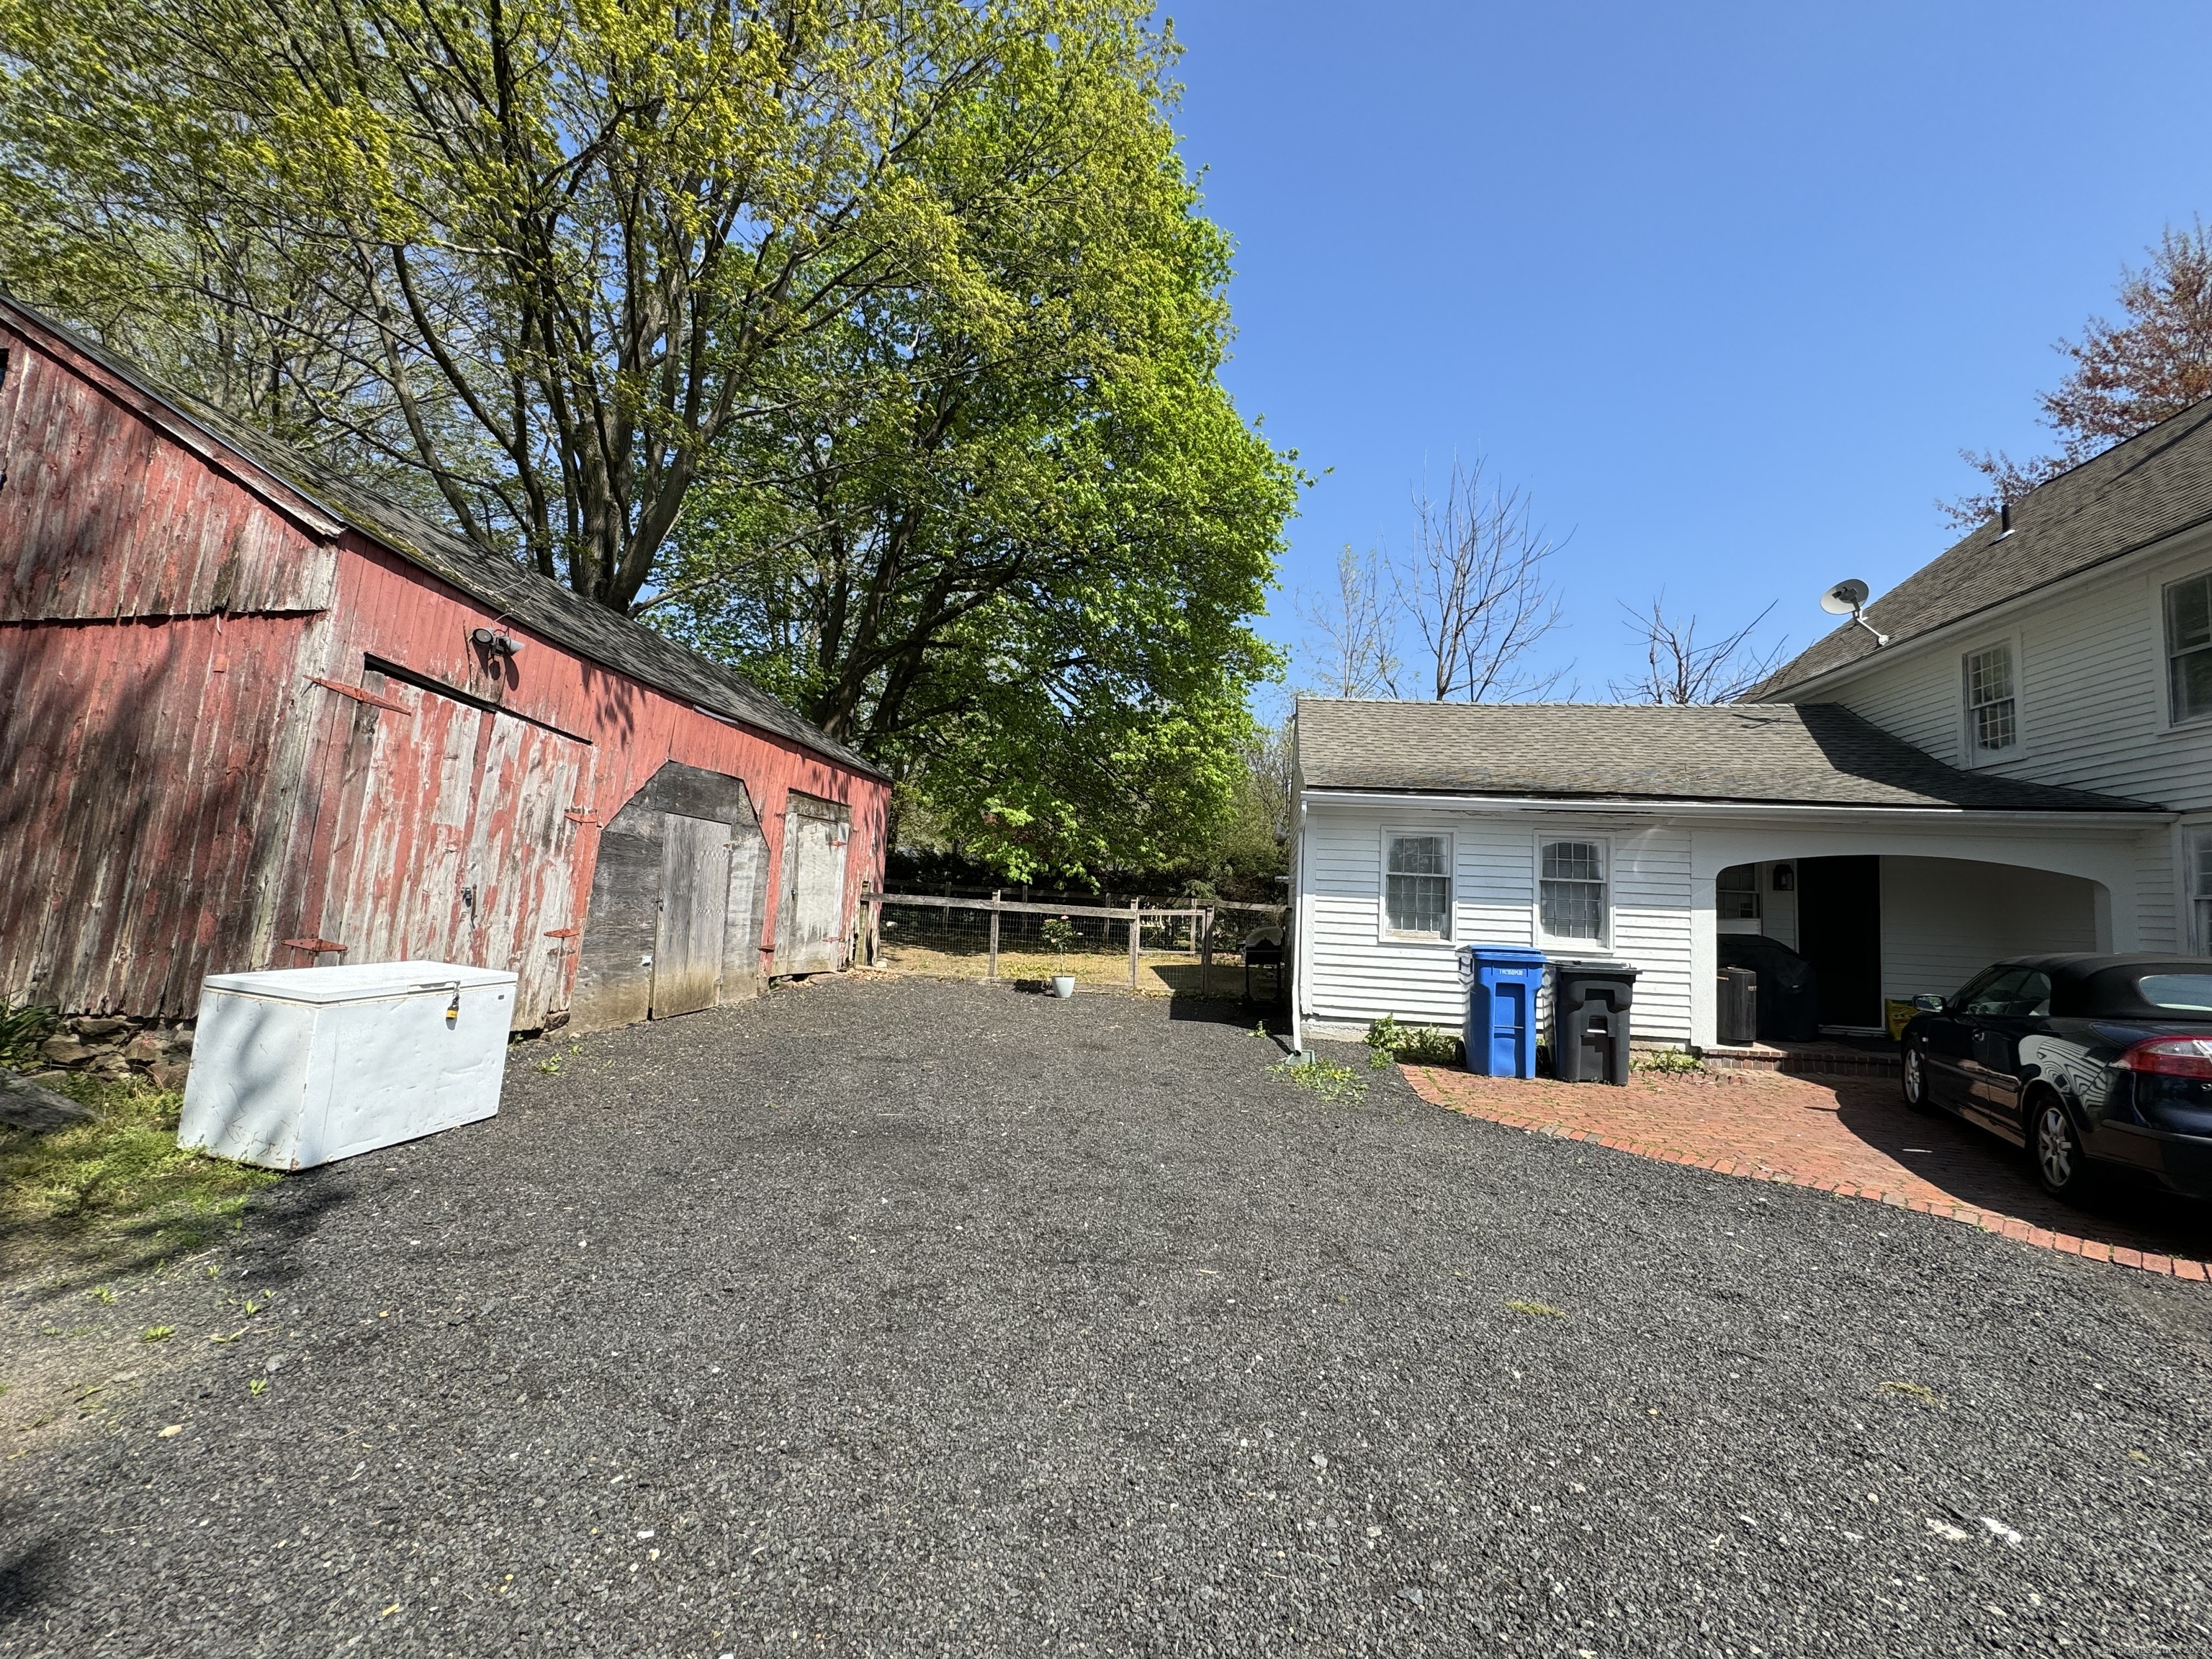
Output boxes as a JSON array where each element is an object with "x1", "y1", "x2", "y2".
[{"x1": 866, "y1": 888, "x2": 1287, "y2": 999}]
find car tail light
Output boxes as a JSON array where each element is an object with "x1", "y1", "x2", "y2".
[{"x1": 2116, "y1": 1037, "x2": 2212, "y2": 1079}]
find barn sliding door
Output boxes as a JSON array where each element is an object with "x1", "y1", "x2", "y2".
[
  {"x1": 651, "y1": 814, "x2": 731, "y2": 1017},
  {"x1": 774, "y1": 793, "x2": 851, "y2": 975},
  {"x1": 292, "y1": 666, "x2": 590, "y2": 1028}
]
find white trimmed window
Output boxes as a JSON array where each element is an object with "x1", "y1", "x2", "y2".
[
  {"x1": 1539, "y1": 840, "x2": 1607, "y2": 943},
  {"x1": 1383, "y1": 833, "x2": 1452, "y2": 939},
  {"x1": 1964, "y1": 642, "x2": 2017, "y2": 754},
  {"x1": 2167, "y1": 571, "x2": 2212, "y2": 724},
  {"x1": 2192, "y1": 824, "x2": 2212, "y2": 955}
]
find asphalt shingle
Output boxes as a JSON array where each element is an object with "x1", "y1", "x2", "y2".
[{"x1": 1294, "y1": 696, "x2": 2159, "y2": 811}]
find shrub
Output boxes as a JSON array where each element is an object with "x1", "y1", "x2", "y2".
[
  {"x1": 1629, "y1": 1047, "x2": 1704, "y2": 1075},
  {"x1": 1364, "y1": 1013, "x2": 1464, "y2": 1069}
]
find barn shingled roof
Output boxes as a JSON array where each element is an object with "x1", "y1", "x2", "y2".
[
  {"x1": 1748, "y1": 397, "x2": 2212, "y2": 698},
  {"x1": 1, "y1": 296, "x2": 884, "y2": 780},
  {"x1": 1293, "y1": 698, "x2": 2157, "y2": 812}
]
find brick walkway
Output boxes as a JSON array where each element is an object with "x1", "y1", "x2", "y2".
[{"x1": 1403, "y1": 1063, "x2": 2212, "y2": 1279}]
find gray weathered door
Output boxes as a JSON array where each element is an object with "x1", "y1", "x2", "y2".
[
  {"x1": 773, "y1": 793, "x2": 851, "y2": 975},
  {"x1": 651, "y1": 813, "x2": 730, "y2": 1017}
]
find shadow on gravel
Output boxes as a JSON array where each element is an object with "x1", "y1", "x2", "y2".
[
  {"x1": 223, "y1": 1164, "x2": 358, "y2": 1288},
  {"x1": 0, "y1": 1533, "x2": 63, "y2": 1622}
]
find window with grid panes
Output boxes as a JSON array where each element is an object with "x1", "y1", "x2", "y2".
[
  {"x1": 1964, "y1": 642, "x2": 2017, "y2": 752},
  {"x1": 1539, "y1": 840, "x2": 1606, "y2": 941},
  {"x1": 1384, "y1": 834, "x2": 1451, "y2": 938},
  {"x1": 2167, "y1": 572, "x2": 2212, "y2": 722},
  {"x1": 1716, "y1": 864, "x2": 1760, "y2": 920}
]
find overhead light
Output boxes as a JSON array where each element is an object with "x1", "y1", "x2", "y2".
[{"x1": 472, "y1": 628, "x2": 523, "y2": 656}]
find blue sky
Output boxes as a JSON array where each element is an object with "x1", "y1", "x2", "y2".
[{"x1": 1166, "y1": 1, "x2": 2212, "y2": 702}]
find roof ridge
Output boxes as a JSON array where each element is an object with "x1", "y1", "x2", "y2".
[{"x1": 1, "y1": 294, "x2": 883, "y2": 779}]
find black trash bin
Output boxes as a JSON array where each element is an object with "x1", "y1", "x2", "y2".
[
  {"x1": 1716, "y1": 966, "x2": 1758, "y2": 1046},
  {"x1": 1551, "y1": 958, "x2": 1639, "y2": 1084}
]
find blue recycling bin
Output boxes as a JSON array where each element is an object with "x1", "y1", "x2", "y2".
[{"x1": 1458, "y1": 945, "x2": 1548, "y2": 1078}]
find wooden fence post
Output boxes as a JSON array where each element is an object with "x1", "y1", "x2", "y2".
[
  {"x1": 1200, "y1": 907, "x2": 1213, "y2": 998},
  {"x1": 866, "y1": 894, "x2": 882, "y2": 965},
  {"x1": 987, "y1": 889, "x2": 1002, "y2": 979},
  {"x1": 1128, "y1": 899, "x2": 1142, "y2": 989}
]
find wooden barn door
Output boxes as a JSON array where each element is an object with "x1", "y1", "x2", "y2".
[
  {"x1": 295, "y1": 668, "x2": 589, "y2": 1028},
  {"x1": 773, "y1": 793, "x2": 851, "y2": 975},
  {"x1": 650, "y1": 814, "x2": 730, "y2": 1017}
]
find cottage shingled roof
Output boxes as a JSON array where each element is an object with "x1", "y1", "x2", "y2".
[
  {"x1": 2, "y1": 296, "x2": 884, "y2": 779},
  {"x1": 1294, "y1": 698, "x2": 2159, "y2": 812},
  {"x1": 1749, "y1": 398, "x2": 2212, "y2": 698}
]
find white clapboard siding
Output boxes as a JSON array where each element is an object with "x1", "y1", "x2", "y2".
[
  {"x1": 1799, "y1": 544, "x2": 2212, "y2": 948},
  {"x1": 1876, "y1": 856, "x2": 2098, "y2": 1002},
  {"x1": 1817, "y1": 549, "x2": 2212, "y2": 811},
  {"x1": 1301, "y1": 804, "x2": 1694, "y2": 1042}
]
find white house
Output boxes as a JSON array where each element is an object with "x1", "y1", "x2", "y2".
[{"x1": 1287, "y1": 395, "x2": 2212, "y2": 1052}]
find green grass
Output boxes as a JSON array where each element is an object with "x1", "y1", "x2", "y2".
[{"x1": 0, "y1": 1075, "x2": 277, "y2": 1280}]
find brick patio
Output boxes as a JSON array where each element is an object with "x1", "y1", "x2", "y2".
[{"x1": 1403, "y1": 1061, "x2": 2212, "y2": 1279}]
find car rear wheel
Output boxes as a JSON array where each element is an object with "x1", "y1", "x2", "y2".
[
  {"x1": 1900, "y1": 1042, "x2": 1933, "y2": 1112},
  {"x1": 2032, "y1": 1097, "x2": 2092, "y2": 1200}
]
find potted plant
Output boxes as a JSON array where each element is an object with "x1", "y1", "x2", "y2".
[{"x1": 1040, "y1": 916, "x2": 1077, "y2": 998}]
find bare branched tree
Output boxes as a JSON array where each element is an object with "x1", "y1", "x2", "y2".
[
  {"x1": 1610, "y1": 594, "x2": 1788, "y2": 704},
  {"x1": 1295, "y1": 545, "x2": 1402, "y2": 697},
  {"x1": 1399, "y1": 459, "x2": 1568, "y2": 701}
]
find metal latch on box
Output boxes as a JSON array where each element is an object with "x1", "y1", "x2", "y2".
[{"x1": 413, "y1": 980, "x2": 464, "y2": 1025}]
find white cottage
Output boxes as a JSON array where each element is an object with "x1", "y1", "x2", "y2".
[{"x1": 1287, "y1": 394, "x2": 2212, "y2": 1053}]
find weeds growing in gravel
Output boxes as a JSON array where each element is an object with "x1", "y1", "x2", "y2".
[
  {"x1": 0, "y1": 1076, "x2": 276, "y2": 1280},
  {"x1": 1630, "y1": 1048, "x2": 1704, "y2": 1075},
  {"x1": 1277, "y1": 1058, "x2": 1367, "y2": 1103},
  {"x1": 1876, "y1": 1379, "x2": 1945, "y2": 1408},
  {"x1": 1506, "y1": 1298, "x2": 1568, "y2": 1319}
]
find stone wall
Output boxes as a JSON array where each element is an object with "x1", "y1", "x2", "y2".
[{"x1": 24, "y1": 1015, "x2": 194, "y2": 1092}]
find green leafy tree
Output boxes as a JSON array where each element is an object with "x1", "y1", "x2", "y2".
[
  {"x1": 0, "y1": 0, "x2": 1166, "y2": 611},
  {"x1": 650, "y1": 28, "x2": 1298, "y2": 878}
]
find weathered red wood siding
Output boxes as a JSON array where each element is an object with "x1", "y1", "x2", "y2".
[
  {"x1": 0, "y1": 611, "x2": 325, "y2": 1013},
  {"x1": 0, "y1": 309, "x2": 889, "y2": 1023},
  {"x1": 293, "y1": 537, "x2": 889, "y2": 1017}
]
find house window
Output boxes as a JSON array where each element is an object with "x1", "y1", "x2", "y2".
[
  {"x1": 1964, "y1": 642, "x2": 2017, "y2": 753},
  {"x1": 1716, "y1": 864, "x2": 1760, "y2": 921},
  {"x1": 2192, "y1": 826, "x2": 2212, "y2": 954},
  {"x1": 1539, "y1": 840, "x2": 1606, "y2": 942},
  {"x1": 2167, "y1": 571, "x2": 2212, "y2": 723},
  {"x1": 1384, "y1": 833, "x2": 1451, "y2": 938}
]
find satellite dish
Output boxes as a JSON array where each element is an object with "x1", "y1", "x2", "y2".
[
  {"x1": 1820, "y1": 578, "x2": 1871, "y2": 616},
  {"x1": 1817, "y1": 577, "x2": 1888, "y2": 646}
]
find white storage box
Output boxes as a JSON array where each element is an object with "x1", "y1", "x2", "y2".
[{"x1": 178, "y1": 961, "x2": 516, "y2": 1170}]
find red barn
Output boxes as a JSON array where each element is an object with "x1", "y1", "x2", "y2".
[{"x1": 0, "y1": 297, "x2": 889, "y2": 1036}]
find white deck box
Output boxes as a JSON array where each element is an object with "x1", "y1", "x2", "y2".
[{"x1": 178, "y1": 961, "x2": 516, "y2": 1169}]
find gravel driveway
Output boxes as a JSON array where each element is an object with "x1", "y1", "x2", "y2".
[{"x1": 3, "y1": 974, "x2": 2208, "y2": 1657}]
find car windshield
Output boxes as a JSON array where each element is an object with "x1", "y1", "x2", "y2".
[{"x1": 2140, "y1": 974, "x2": 2212, "y2": 1012}]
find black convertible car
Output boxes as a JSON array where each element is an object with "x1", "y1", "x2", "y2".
[{"x1": 1900, "y1": 953, "x2": 2212, "y2": 1201}]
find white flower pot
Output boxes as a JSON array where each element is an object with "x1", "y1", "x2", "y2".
[{"x1": 1051, "y1": 975, "x2": 1076, "y2": 999}]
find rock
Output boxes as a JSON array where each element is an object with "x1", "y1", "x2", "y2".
[
  {"x1": 162, "y1": 1030, "x2": 195, "y2": 1056},
  {"x1": 40, "y1": 1035, "x2": 92, "y2": 1066},
  {"x1": 73, "y1": 1017, "x2": 130, "y2": 1040},
  {"x1": 148, "y1": 1062, "x2": 192, "y2": 1092},
  {"x1": 123, "y1": 1033, "x2": 165, "y2": 1064},
  {"x1": 0, "y1": 1070, "x2": 96, "y2": 1133}
]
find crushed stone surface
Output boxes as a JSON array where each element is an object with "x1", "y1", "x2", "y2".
[{"x1": 3, "y1": 974, "x2": 2208, "y2": 1656}]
